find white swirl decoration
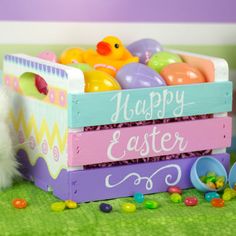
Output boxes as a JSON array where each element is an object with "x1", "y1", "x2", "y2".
[{"x1": 105, "y1": 164, "x2": 182, "y2": 191}]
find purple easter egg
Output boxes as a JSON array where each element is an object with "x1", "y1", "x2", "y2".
[
  {"x1": 127, "y1": 39, "x2": 163, "y2": 64},
  {"x1": 116, "y1": 63, "x2": 166, "y2": 89}
]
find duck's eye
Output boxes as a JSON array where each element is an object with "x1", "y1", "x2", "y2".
[{"x1": 114, "y1": 44, "x2": 119, "y2": 49}]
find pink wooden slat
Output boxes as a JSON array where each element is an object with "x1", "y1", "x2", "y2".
[{"x1": 68, "y1": 117, "x2": 232, "y2": 166}]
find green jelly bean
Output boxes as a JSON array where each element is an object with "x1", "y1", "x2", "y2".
[
  {"x1": 205, "y1": 176, "x2": 216, "y2": 183},
  {"x1": 200, "y1": 175, "x2": 207, "y2": 183},
  {"x1": 170, "y1": 193, "x2": 182, "y2": 203},
  {"x1": 206, "y1": 171, "x2": 216, "y2": 178},
  {"x1": 144, "y1": 200, "x2": 159, "y2": 209},
  {"x1": 121, "y1": 203, "x2": 136, "y2": 213}
]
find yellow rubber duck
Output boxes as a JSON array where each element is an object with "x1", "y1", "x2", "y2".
[{"x1": 83, "y1": 36, "x2": 139, "y2": 76}]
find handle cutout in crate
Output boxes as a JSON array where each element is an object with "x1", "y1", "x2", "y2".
[{"x1": 19, "y1": 72, "x2": 48, "y2": 99}]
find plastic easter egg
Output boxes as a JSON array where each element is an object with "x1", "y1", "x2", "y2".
[
  {"x1": 160, "y1": 63, "x2": 206, "y2": 86},
  {"x1": 127, "y1": 39, "x2": 163, "y2": 64},
  {"x1": 84, "y1": 70, "x2": 121, "y2": 92},
  {"x1": 68, "y1": 63, "x2": 93, "y2": 72},
  {"x1": 148, "y1": 51, "x2": 183, "y2": 73},
  {"x1": 190, "y1": 156, "x2": 227, "y2": 192},
  {"x1": 60, "y1": 48, "x2": 84, "y2": 64},
  {"x1": 38, "y1": 51, "x2": 57, "y2": 62},
  {"x1": 116, "y1": 63, "x2": 166, "y2": 89}
]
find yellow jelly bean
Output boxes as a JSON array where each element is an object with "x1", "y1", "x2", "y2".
[
  {"x1": 222, "y1": 192, "x2": 232, "y2": 201},
  {"x1": 215, "y1": 180, "x2": 224, "y2": 189},
  {"x1": 51, "y1": 202, "x2": 66, "y2": 212},
  {"x1": 65, "y1": 200, "x2": 78, "y2": 209},
  {"x1": 121, "y1": 203, "x2": 136, "y2": 213}
]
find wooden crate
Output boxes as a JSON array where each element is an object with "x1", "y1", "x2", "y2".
[{"x1": 3, "y1": 50, "x2": 232, "y2": 202}]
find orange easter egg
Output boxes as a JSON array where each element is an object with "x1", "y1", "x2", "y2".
[
  {"x1": 160, "y1": 63, "x2": 206, "y2": 86},
  {"x1": 84, "y1": 70, "x2": 121, "y2": 92}
]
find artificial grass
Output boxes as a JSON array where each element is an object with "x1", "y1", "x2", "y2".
[{"x1": 1, "y1": 180, "x2": 236, "y2": 236}]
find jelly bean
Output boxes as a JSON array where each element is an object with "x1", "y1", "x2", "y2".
[
  {"x1": 167, "y1": 186, "x2": 182, "y2": 195},
  {"x1": 222, "y1": 192, "x2": 232, "y2": 201},
  {"x1": 206, "y1": 182, "x2": 216, "y2": 189},
  {"x1": 170, "y1": 193, "x2": 182, "y2": 203},
  {"x1": 205, "y1": 176, "x2": 216, "y2": 183},
  {"x1": 134, "y1": 192, "x2": 144, "y2": 203},
  {"x1": 216, "y1": 176, "x2": 225, "y2": 182},
  {"x1": 99, "y1": 203, "x2": 112, "y2": 213},
  {"x1": 184, "y1": 197, "x2": 198, "y2": 206},
  {"x1": 144, "y1": 200, "x2": 159, "y2": 209},
  {"x1": 51, "y1": 202, "x2": 66, "y2": 212},
  {"x1": 215, "y1": 180, "x2": 224, "y2": 189},
  {"x1": 12, "y1": 198, "x2": 28, "y2": 209},
  {"x1": 211, "y1": 198, "x2": 224, "y2": 208},
  {"x1": 206, "y1": 171, "x2": 216, "y2": 178},
  {"x1": 200, "y1": 175, "x2": 207, "y2": 183},
  {"x1": 121, "y1": 203, "x2": 136, "y2": 213},
  {"x1": 204, "y1": 192, "x2": 220, "y2": 202},
  {"x1": 223, "y1": 188, "x2": 236, "y2": 198},
  {"x1": 65, "y1": 200, "x2": 78, "y2": 209}
]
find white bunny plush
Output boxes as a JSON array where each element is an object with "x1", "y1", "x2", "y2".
[{"x1": 0, "y1": 86, "x2": 19, "y2": 190}]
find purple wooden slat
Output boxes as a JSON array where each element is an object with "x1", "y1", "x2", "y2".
[
  {"x1": 69, "y1": 153, "x2": 229, "y2": 202},
  {"x1": 16, "y1": 149, "x2": 230, "y2": 203}
]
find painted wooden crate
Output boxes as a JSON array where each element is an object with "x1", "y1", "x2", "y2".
[{"x1": 3, "y1": 50, "x2": 232, "y2": 202}]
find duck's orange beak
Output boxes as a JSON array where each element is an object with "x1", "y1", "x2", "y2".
[{"x1": 96, "y1": 41, "x2": 111, "y2": 55}]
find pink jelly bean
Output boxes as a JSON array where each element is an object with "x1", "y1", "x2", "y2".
[{"x1": 167, "y1": 186, "x2": 182, "y2": 195}]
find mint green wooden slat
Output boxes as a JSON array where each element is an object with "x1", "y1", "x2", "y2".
[{"x1": 68, "y1": 82, "x2": 232, "y2": 128}]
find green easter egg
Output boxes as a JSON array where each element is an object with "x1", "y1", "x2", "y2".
[{"x1": 147, "y1": 51, "x2": 183, "y2": 73}]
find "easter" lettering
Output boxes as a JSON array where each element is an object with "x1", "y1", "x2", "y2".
[
  {"x1": 111, "y1": 89, "x2": 193, "y2": 123},
  {"x1": 107, "y1": 127, "x2": 188, "y2": 161}
]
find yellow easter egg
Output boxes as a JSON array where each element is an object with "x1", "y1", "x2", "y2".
[
  {"x1": 84, "y1": 70, "x2": 121, "y2": 92},
  {"x1": 59, "y1": 48, "x2": 84, "y2": 64}
]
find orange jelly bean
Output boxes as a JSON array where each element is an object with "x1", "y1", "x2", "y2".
[
  {"x1": 211, "y1": 198, "x2": 224, "y2": 208},
  {"x1": 12, "y1": 198, "x2": 28, "y2": 209}
]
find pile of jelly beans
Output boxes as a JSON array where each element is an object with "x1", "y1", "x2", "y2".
[
  {"x1": 99, "y1": 192, "x2": 160, "y2": 214},
  {"x1": 200, "y1": 172, "x2": 225, "y2": 190},
  {"x1": 167, "y1": 186, "x2": 198, "y2": 206},
  {"x1": 51, "y1": 200, "x2": 78, "y2": 212}
]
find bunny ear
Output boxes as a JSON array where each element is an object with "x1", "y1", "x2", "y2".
[{"x1": 0, "y1": 85, "x2": 11, "y2": 121}]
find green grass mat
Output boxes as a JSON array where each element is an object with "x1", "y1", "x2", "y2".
[{"x1": 1, "y1": 180, "x2": 236, "y2": 236}]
